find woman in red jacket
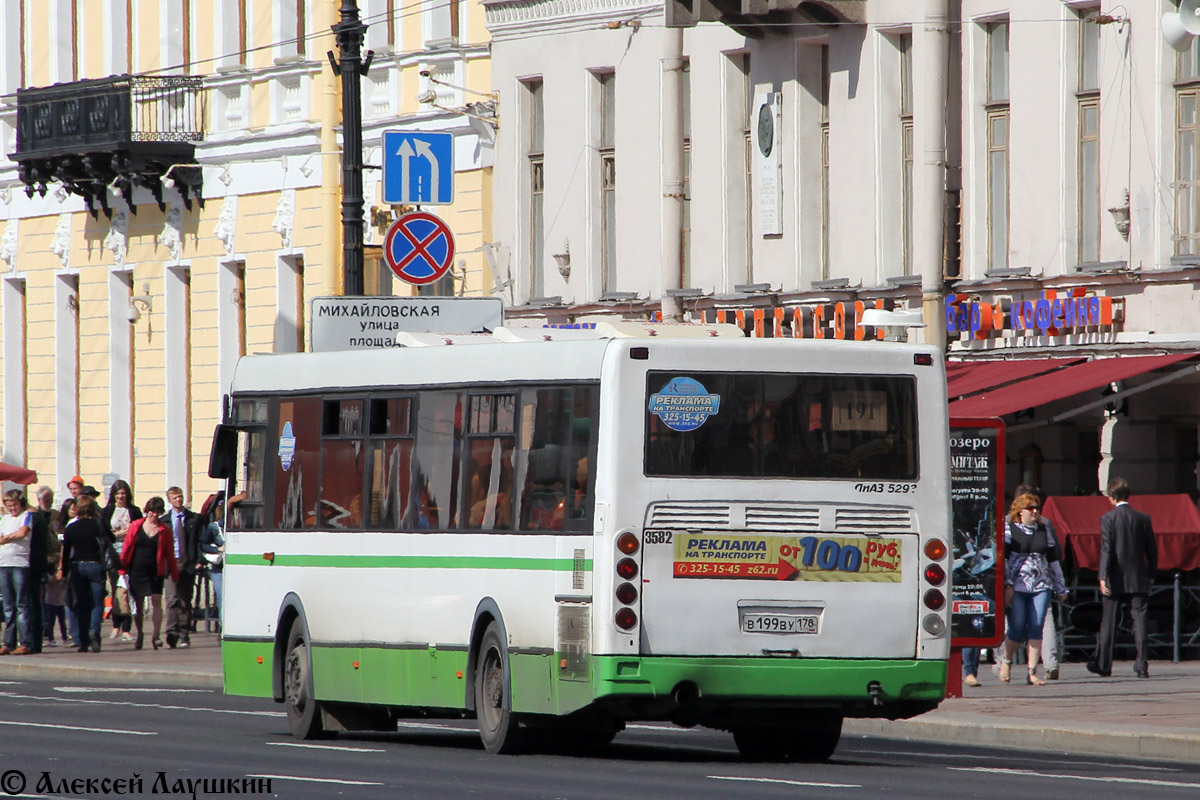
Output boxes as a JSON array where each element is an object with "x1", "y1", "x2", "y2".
[{"x1": 119, "y1": 496, "x2": 179, "y2": 650}]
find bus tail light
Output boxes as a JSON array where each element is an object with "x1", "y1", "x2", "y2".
[
  {"x1": 923, "y1": 539, "x2": 947, "y2": 560},
  {"x1": 923, "y1": 589, "x2": 945, "y2": 611},
  {"x1": 615, "y1": 608, "x2": 638, "y2": 630},
  {"x1": 617, "y1": 532, "x2": 640, "y2": 555},
  {"x1": 924, "y1": 564, "x2": 946, "y2": 586},
  {"x1": 615, "y1": 582, "x2": 638, "y2": 605},
  {"x1": 616, "y1": 558, "x2": 639, "y2": 580},
  {"x1": 922, "y1": 614, "x2": 945, "y2": 635}
]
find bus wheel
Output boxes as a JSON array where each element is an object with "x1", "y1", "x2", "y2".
[
  {"x1": 475, "y1": 622, "x2": 529, "y2": 754},
  {"x1": 732, "y1": 728, "x2": 788, "y2": 762},
  {"x1": 284, "y1": 623, "x2": 328, "y2": 740},
  {"x1": 783, "y1": 711, "x2": 843, "y2": 762}
]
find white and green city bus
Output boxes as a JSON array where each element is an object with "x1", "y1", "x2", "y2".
[{"x1": 209, "y1": 322, "x2": 951, "y2": 760}]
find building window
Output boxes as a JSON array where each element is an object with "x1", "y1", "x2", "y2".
[
  {"x1": 277, "y1": 1, "x2": 305, "y2": 60},
  {"x1": 820, "y1": 45, "x2": 831, "y2": 279},
  {"x1": 986, "y1": 21, "x2": 1010, "y2": 271},
  {"x1": 166, "y1": 0, "x2": 192, "y2": 73},
  {"x1": 598, "y1": 72, "x2": 617, "y2": 293},
  {"x1": 220, "y1": 0, "x2": 248, "y2": 68},
  {"x1": 1176, "y1": 39, "x2": 1200, "y2": 255},
  {"x1": 899, "y1": 33, "x2": 914, "y2": 275},
  {"x1": 1078, "y1": 12, "x2": 1100, "y2": 264},
  {"x1": 526, "y1": 79, "x2": 545, "y2": 298},
  {"x1": 426, "y1": 0, "x2": 459, "y2": 45}
]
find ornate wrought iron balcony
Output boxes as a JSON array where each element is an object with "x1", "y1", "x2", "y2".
[{"x1": 12, "y1": 74, "x2": 205, "y2": 217}]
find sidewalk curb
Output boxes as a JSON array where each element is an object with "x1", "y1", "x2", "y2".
[
  {"x1": 845, "y1": 716, "x2": 1200, "y2": 764},
  {"x1": 0, "y1": 662, "x2": 222, "y2": 690}
]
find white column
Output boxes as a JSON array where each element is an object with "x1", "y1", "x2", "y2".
[
  {"x1": 108, "y1": 270, "x2": 134, "y2": 481},
  {"x1": 55, "y1": 274, "x2": 79, "y2": 482},
  {"x1": 165, "y1": 264, "x2": 191, "y2": 492},
  {"x1": 217, "y1": 259, "x2": 244, "y2": 394},
  {"x1": 2, "y1": 278, "x2": 26, "y2": 467}
]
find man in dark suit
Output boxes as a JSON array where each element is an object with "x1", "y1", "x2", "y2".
[
  {"x1": 1088, "y1": 477, "x2": 1158, "y2": 679},
  {"x1": 164, "y1": 487, "x2": 201, "y2": 648}
]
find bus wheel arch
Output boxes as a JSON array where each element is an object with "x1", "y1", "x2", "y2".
[
  {"x1": 474, "y1": 618, "x2": 532, "y2": 754},
  {"x1": 271, "y1": 595, "x2": 306, "y2": 702},
  {"x1": 276, "y1": 598, "x2": 332, "y2": 740}
]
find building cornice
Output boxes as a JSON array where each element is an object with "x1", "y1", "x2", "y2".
[{"x1": 484, "y1": 0, "x2": 662, "y2": 38}]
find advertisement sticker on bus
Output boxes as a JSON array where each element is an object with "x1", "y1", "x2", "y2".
[
  {"x1": 671, "y1": 533, "x2": 902, "y2": 582},
  {"x1": 647, "y1": 377, "x2": 721, "y2": 432},
  {"x1": 278, "y1": 420, "x2": 296, "y2": 471}
]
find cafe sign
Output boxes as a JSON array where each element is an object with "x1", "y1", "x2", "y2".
[{"x1": 946, "y1": 288, "x2": 1120, "y2": 341}]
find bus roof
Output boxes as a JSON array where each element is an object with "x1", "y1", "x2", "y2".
[{"x1": 229, "y1": 333, "x2": 942, "y2": 395}]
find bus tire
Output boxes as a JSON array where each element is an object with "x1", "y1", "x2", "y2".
[
  {"x1": 732, "y1": 728, "x2": 788, "y2": 762},
  {"x1": 783, "y1": 711, "x2": 843, "y2": 762},
  {"x1": 283, "y1": 622, "x2": 329, "y2": 740},
  {"x1": 475, "y1": 621, "x2": 529, "y2": 754}
]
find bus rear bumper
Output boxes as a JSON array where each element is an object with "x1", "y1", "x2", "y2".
[{"x1": 592, "y1": 656, "x2": 946, "y2": 721}]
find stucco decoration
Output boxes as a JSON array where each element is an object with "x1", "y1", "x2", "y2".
[
  {"x1": 50, "y1": 213, "x2": 72, "y2": 268},
  {"x1": 215, "y1": 195, "x2": 239, "y2": 258},
  {"x1": 364, "y1": 157, "x2": 379, "y2": 246},
  {"x1": 103, "y1": 209, "x2": 129, "y2": 267},
  {"x1": 273, "y1": 188, "x2": 296, "y2": 250},
  {"x1": 0, "y1": 219, "x2": 17, "y2": 271},
  {"x1": 160, "y1": 203, "x2": 183, "y2": 263}
]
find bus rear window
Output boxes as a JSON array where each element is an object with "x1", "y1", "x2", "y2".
[{"x1": 645, "y1": 371, "x2": 918, "y2": 480}]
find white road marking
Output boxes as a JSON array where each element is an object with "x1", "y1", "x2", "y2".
[
  {"x1": 396, "y1": 721, "x2": 473, "y2": 733},
  {"x1": 54, "y1": 687, "x2": 210, "y2": 694},
  {"x1": 951, "y1": 767, "x2": 1200, "y2": 789},
  {"x1": 247, "y1": 774, "x2": 383, "y2": 786},
  {"x1": 0, "y1": 690, "x2": 283, "y2": 718},
  {"x1": 850, "y1": 749, "x2": 1182, "y2": 771},
  {"x1": 0, "y1": 719, "x2": 155, "y2": 736},
  {"x1": 709, "y1": 776, "x2": 860, "y2": 788},
  {"x1": 266, "y1": 741, "x2": 386, "y2": 753}
]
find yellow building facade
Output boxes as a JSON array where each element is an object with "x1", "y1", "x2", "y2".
[{"x1": 0, "y1": 1, "x2": 494, "y2": 507}]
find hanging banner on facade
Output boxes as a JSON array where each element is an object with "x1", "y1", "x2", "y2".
[
  {"x1": 753, "y1": 92, "x2": 783, "y2": 237},
  {"x1": 949, "y1": 419, "x2": 1006, "y2": 647}
]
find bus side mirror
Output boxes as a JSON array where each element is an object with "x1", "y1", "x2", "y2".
[{"x1": 209, "y1": 425, "x2": 238, "y2": 479}]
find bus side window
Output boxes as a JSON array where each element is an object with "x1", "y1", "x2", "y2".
[
  {"x1": 411, "y1": 391, "x2": 463, "y2": 531},
  {"x1": 319, "y1": 399, "x2": 365, "y2": 528},
  {"x1": 462, "y1": 394, "x2": 516, "y2": 531},
  {"x1": 519, "y1": 389, "x2": 569, "y2": 531},
  {"x1": 367, "y1": 397, "x2": 414, "y2": 530},
  {"x1": 230, "y1": 428, "x2": 265, "y2": 531},
  {"x1": 568, "y1": 387, "x2": 596, "y2": 522}
]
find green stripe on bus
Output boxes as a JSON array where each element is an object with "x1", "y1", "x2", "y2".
[{"x1": 225, "y1": 554, "x2": 593, "y2": 571}]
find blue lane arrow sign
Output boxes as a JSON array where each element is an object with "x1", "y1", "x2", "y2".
[{"x1": 382, "y1": 131, "x2": 454, "y2": 205}]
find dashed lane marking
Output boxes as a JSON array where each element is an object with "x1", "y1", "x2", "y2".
[
  {"x1": 266, "y1": 742, "x2": 386, "y2": 753},
  {"x1": 709, "y1": 776, "x2": 860, "y2": 788},
  {"x1": 951, "y1": 767, "x2": 1200, "y2": 789},
  {"x1": 0, "y1": 719, "x2": 155, "y2": 736},
  {"x1": 246, "y1": 774, "x2": 383, "y2": 786}
]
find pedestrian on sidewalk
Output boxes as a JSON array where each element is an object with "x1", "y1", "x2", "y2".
[
  {"x1": 119, "y1": 496, "x2": 179, "y2": 650},
  {"x1": 1015, "y1": 483, "x2": 1063, "y2": 680},
  {"x1": 999, "y1": 492, "x2": 1067, "y2": 686},
  {"x1": 200, "y1": 497, "x2": 226, "y2": 630},
  {"x1": 0, "y1": 490, "x2": 35, "y2": 655},
  {"x1": 60, "y1": 494, "x2": 112, "y2": 653},
  {"x1": 164, "y1": 487, "x2": 199, "y2": 649},
  {"x1": 102, "y1": 481, "x2": 141, "y2": 642},
  {"x1": 1089, "y1": 477, "x2": 1158, "y2": 679}
]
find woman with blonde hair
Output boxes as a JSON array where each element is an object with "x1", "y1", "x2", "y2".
[{"x1": 999, "y1": 493, "x2": 1068, "y2": 685}]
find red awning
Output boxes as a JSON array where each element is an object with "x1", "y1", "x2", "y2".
[
  {"x1": 946, "y1": 358, "x2": 1084, "y2": 399},
  {"x1": 947, "y1": 353, "x2": 1198, "y2": 418},
  {"x1": 1041, "y1": 494, "x2": 1200, "y2": 572},
  {"x1": 0, "y1": 463, "x2": 37, "y2": 486}
]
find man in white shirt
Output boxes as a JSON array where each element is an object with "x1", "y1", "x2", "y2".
[{"x1": 164, "y1": 487, "x2": 200, "y2": 648}]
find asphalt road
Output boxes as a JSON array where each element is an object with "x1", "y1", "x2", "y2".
[{"x1": 0, "y1": 678, "x2": 1197, "y2": 800}]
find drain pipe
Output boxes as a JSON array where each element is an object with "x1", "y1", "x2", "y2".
[
  {"x1": 660, "y1": 25, "x2": 685, "y2": 321},
  {"x1": 916, "y1": 0, "x2": 950, "y2": 345}
]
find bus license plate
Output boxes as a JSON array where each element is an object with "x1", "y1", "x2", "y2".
[{"x1": 741, "y1": 613, "x2": 818, "y2": 634}]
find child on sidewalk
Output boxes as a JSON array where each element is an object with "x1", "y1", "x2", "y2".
[{"x1": 42, "y1": 552, "x2": 68, "y2": 647}]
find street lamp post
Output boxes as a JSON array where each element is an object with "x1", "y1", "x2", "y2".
[{"x1": 328, "y1": 0, "x2": 373, "y2": 296}]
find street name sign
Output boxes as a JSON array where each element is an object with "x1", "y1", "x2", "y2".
[{"x1": 310, "y1": 297, "x2": 504, "y2": 351}]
